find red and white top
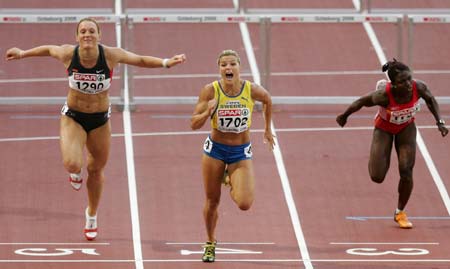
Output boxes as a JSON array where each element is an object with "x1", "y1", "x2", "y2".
[{"x1": 374, "y1": 80, "x2": 421, "y2": 134}]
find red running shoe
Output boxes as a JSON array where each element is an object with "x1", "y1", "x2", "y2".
[{"x1": 69, "y1": 175, "x2": 83, "y2": 191}]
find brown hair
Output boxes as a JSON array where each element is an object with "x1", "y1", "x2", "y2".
[
  {"x1": 217, "y1": 49, "x2": 241, "y2": 66},
  {"x1": 76, "y1": 17, "x2": 100, "y2": 35}
]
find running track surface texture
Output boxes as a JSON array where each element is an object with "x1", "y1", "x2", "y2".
[{"x1": 1, "y1": 1, "x2": 450, "y2": 269}]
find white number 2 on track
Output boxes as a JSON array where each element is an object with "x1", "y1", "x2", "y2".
[{"x1": 346, "y1": 247, "x2": 429, "y2": 256}]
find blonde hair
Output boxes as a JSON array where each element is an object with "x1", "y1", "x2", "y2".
[
  {"x1": 76, "y1": 17, "x2": 101, "y2": 35},
  {"x1": 217, "y1": 49, "x2": 241, "y2": 65}
]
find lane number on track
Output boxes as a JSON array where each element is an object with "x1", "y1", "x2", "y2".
[
  {"x1": 15, "y1": 248, "x2": 100, "y2": 256},
  {"x1": 346, "y1": 247, "x2": 429, "y2": 256}
]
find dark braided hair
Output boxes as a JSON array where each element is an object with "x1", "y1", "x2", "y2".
[{"x1": 381, "y1": 58, "x2": 410, "y2": 82}]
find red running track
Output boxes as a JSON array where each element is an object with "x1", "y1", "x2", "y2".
[{"x1": 1, "y1": 0, "x2": 450, "y2": 268}]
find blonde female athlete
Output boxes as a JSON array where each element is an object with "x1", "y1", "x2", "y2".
[
  {"x1": 191, "y1": 49, "x2": 275, "y2": 262},
  {"x1": 5, "y1": 17, "x2": 186, "y2": 240}
]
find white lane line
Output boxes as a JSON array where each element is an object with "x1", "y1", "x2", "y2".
[
  {"x1": 237, "y1": 4, "x2": 313, "y2": 269},
  {"x1": 330, "y1": 242, "x2": 439, "y2": 245},
  {"x1": 2, "y1": 125, "x2": 448, "y2": 143},
  {"x1": 116, "y1": 0, "x2": 143, "y2": 268},
  {"x1": 1, "y1": 258, "x2": 450, "y2": 263},
  {"x1": 0, "y1": 136, "x2": 60, "y2": 142},
  {"x1": 359, "y1": 6, "x2": 450, "y2": 216},
  {"x1": 0, "y1": 76, "x2": 120, "y2": 83},
  {"x1": 158, "y1": 258, "x2": 450, "y2": 262},
  {"x1": 352, "y1": 0, "x2": 361, "y2": 11},
  {"x1": 416, "y1": 133, "x2": 450, "y2": 215},
  {"x1": 361, "y1": 19, "x2": 387, "y2": 64},
  {"x1": 346, "y1": 216, "x2": 450, "y2": 220},
  {"x1": 270, "y1": 124, "x2": 313, "y2": 269},
  {"x1": 166, "y1": 242, "x2": 275, "y2": 245},
  {"x1": 2, "y1": 69, "x2": 450, "y2": 83},
  {"x1": 180, "y1": 248, "x2": 262, "y2": 255},
  {"x1": 0, "y1": 243, "x2": 110, "y2": 245},
  {"x1": 0, "y1": 260, "x2": 135, "y2": 263},
  {"x1": 122, "y1": 44, "x2": 144, "y2": 269}
]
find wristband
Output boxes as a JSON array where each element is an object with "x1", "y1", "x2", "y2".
[
  {"x1": 162, "y1": 58, "x2": 170, "y2": 68},
  {"x1": 19, "y1": 51, "x2": 25, "y2": 59}
]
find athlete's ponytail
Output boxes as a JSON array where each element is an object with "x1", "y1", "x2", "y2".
[{"x1": 382, "y1": 58, "x2": 410, "y2": 82}]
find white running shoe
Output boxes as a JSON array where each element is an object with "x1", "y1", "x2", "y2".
[
  {"x1": 69, "y1": 174, "x2": 83, "y2": 191},
  {"x1": 84, "y1": 208, "x2": 98, "y2": 240}
]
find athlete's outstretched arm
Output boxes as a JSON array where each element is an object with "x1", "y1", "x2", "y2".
[
  {"x1": 336, "y1": 90, "x2": 387, "y2": 127},
  {"x1": 5, "y1": 45, "x2": 73, "y2": 63},
  {"x1": 106, "y1": 46, "x2": 186, "y2": 69}
]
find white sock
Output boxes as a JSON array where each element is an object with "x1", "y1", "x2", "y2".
[
  {"x1": 395, "y1": 208, "x2": 403, "y2": 214},
  {"x1": 70, "y1": 173, "x2": 81, "y2": 180},
  {"x1": 85, "y1": 208, "x2": 97, "y2": 229}
]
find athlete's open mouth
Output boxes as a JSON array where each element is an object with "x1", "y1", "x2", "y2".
[{"x1": 225, "y1": 73, "x2": 234, "y2": 79}]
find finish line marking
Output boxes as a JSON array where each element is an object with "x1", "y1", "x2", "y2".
[
  {"x1": 2, "y1": 258, "x2": 450, "y2": 263},
  {"x1": 330, "y1": 242, "x2": 439, "y2": 245},
  {"x1": 180, "y1": 248, "x2": 262, "y2": 256},
  {"x1": 165, "y1": 242, "x2": 273, "y2": 256},
  {"x1": 0, "y1": 243, "x2": 110, "y2": 245},
  {"x1": 346, "y1": 216, "x2": 450, "y2": 221},
  {"x1": 165, "y1": 242, "x2": 275, "y2": 245}
]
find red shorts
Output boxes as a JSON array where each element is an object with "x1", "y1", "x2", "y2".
[{"x1": 374, "y1": 114, "x2": 414, "y2": 135}]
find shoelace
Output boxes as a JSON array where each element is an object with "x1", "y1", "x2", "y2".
[
  {"x1": 87, "y1": 219, "x2": 96, "y2": 229},
  {"x1": 203, "y1": 243, "x2": 216, "y2": 256}
]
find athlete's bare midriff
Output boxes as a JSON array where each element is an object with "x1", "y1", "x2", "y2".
[
  {"x1": 210, "y1": 128, "x2": 251, "y2": 145},
  {"x1": 66, "y1": 88, "x2": 110, "y2": 113}
]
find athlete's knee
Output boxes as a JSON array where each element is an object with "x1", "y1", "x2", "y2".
[
  {"x1": 369, "y1": 165, "x2": 387, "y2": 184},
  {"x1": 237, "y1": 200, "x2": 253, "y2": 211},
  {"x1": 86, "y1": 165, "x2": 105, "y2": 181},
  {"x1": 398, "y1": 163, "x2": 413, "y2": 180},
  {"x1": 63, "y1": 159, "x2": 82, "y2": 174},
  {"x1": 87, "y1": 158, "x2": 106, "y2": 172},
  {"x1": 235, "y1": 196, "x2": 253, "y2": 211},
  {"x1": 231, "y1": 186, "x2": 254, "y2": 210},
  {"x1": 398, "y1": 173, "x2": 413, "y2": 187},
  {"x1": 368, "y1": 156, "x2": 390, "y2": 184},
  {"x1": 369, "y1": 172, "x2": 385, "y2": 183},
  {"x1": 370, "y1": 176, "x2": 385, "y2": 184}
]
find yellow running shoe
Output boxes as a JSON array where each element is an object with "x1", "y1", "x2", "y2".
[
  {"x1": 202, "y1": 241, "x2": 216, "y2": 262},
  {"x1": 394, "y1": 211, "x2": 413, "y2": 229}
]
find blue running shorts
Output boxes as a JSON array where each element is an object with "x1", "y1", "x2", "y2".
[{"x1": 203, "y1": 136, "x2": 252, "y2": 164}]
